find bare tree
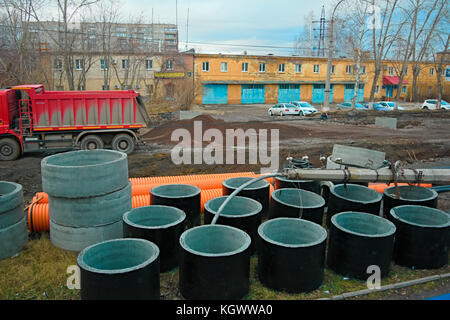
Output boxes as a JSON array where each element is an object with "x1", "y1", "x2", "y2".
[
  {"x1": 431, "y1": 34, "x2": 449, "y2": 108},
  {"x1": 0, "y1": 0, "x2": 49, "y2": 86},
  {"x1": 20, "y1": 0, "x2": 100, "y2": 90},
  {"x1": 409, "y1": 0, "x2": 447, "y2": 101},
  {"x1": 369, "y1": 0, "x2": 403, "y2": 102}
]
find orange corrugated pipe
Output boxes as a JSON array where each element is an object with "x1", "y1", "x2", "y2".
[
  {"x1": 368, "y1": 183, "x2": 432, "y2": 193},
  {"x1": 32, "y1": 192, "x2": 48, "y2": 204},
  {"x1": 132, "y1": 194, "x2": 151, "y2": 208},
  {"x1": 28, "y1": 202, "x2": 49, "y2": 233},
  {"x1": 129, "y1": 172, "x2": 258, "y2": 186},
  {"x1": 131, "y1": 173, "x2": 272, "y2": 196},
  {"x1": 200, "y1": 188, "x2": 223, "y2": 212}
]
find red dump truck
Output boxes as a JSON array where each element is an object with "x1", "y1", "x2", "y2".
[{"x1": 0, "y1": 84, "x2": 150, "y2": 160}]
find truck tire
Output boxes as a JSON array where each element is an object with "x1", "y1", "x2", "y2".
[
  {"x1": 0, "y1": 138, "x2": 21, "y2": 161},
  {"x1": 80, "y1": 135, "x2": 104, "y2": 150},
  {"x1": 41, "y1": 150, "x2": 129, "y2": 198},
  {"x1": 112, "y1": 134, "x2": 135, "y2": 154}
]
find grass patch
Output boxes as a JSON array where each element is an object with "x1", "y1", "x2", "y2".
[
  {"x1": 0, "y1": 233, "x2": 448, "y2": 300},
  {"x1": 0, "y1": 233, "x2": 79, "y2": 300}
]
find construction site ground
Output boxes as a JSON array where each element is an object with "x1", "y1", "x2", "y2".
[{"x1": 0, "y1": 105, "x2": 449, "y2": 300}]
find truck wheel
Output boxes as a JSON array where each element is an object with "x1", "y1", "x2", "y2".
[
  {"x1": 0, "y1": 138, "x2": 21, "y2": 161},
  {"x1": 80, "y1": 135, "x2": 104, "y2": 150},
  {"x1": 112, "y1": 134, "x2": 135, "y2": 154}
]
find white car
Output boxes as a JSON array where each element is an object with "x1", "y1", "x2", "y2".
[
  {"x1": 378, "y1": 101, "x2": 405, "y2": 110},
  {"x1": 289, "y1": 101, "x2": 319, "y2": 116},
  {"x1": 422, "y1": 99, "x2": 450, "y2": 110},
  {"x1": 268, "y1": 103, "x2": 299, "y2": 116}
]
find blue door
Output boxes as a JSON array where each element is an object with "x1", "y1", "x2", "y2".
[
  {"x1": 344, "y1": 84, "x2": 365, "y2": 102},
  {"x1": 357, "y1": 84, "x2": 365, "y2": 102},
  {"x1": 312, "y1": 84, "x2": 333, "y2": 103},
  {"x1": 386, "y1": 85, "x2": 393, "y2": 98},
  {"x1": 344, "y1": 84, "x2": 354, "y2": 102},
  {"x1": 241, "y1": 84, "x2": 265, "y2": 104},
  {"x1": 202, "y1": 84, "x2": 228, "y2": 104},
  {"x1": 278, "y1": 84, "x2": 301, "y2": 103}
]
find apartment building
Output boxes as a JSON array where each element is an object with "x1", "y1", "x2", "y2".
[
  {"x1": 193, "y1": 53, "x2": 449, "y2": 105},
  {"x1": 29, "y1": 21, "x2": 178, "y2": 53}
]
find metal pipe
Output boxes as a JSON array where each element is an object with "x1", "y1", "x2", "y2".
[
  {"x1": 211, "y1": 173, "x2": 282, "y2": 225},
  {"x1": 283, "y1": 168, "x2": 450, "y2": 184}
]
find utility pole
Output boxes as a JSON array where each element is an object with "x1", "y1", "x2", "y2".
[
  {"x1": 324, "y1": 0, "x2": 345, "y2": 111},
  {"x1": 186, "y1": 8, "x2": 189, "y2": 51}
]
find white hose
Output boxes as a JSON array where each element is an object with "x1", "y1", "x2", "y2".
[{"x1": 211, "y1": 173, "x2": 283, "y2": 225}]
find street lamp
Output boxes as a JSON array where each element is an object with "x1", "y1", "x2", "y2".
[{"x1": 323, "y1": 0, "x2": 346, "y2": 111}]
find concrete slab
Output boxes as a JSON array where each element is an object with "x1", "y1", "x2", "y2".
[
  {"x1": 375, "y1": 117, "x2": 397, "y2": 129},
  {"x1": 331, "y1": 144, "x2": 386, "y2": 169}
]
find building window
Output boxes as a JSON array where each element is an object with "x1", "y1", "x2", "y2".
[
  {"x1": 146, "y1": 59, "x2": 153, "y2": 70},
  {"x1": 375, "y1": 85, "x2": 379, "y2": 94},
  {"x1": 100, "y1": 59, "x2": 109, "y2": 70},
  {"x1": 259, "y1": 63, "x2": 266, "y2": 72},
  {"x1": 166, "y1": 60, "x2": 173, "y2": 70},
  {"x1": 54, "y1": 59, "x2": 63, "y2": 70},
  {"x1": 242, "y1": 62, "x2": 248, "y2": 72},
  {"x1": 202, "y1": 61, "x2": 209, "y2": 72},
  {"x1": 388, "y1": 66, "x2": 394, "y2": 75},
  {"x1": 346, "y1": 65, "x2": 353, "y2": 74},
  {"x1": 122, "y1": 59, "x2": 129, "y2": 70},
  {"x1": 221, "y1": 62, "x2": 228, "y2": 72},
  {"x1": 430, "y1": 68, "x2": 434, "y2": 76},
  {"x1": 313, "y1": 64, "x2": 320, "y2": 73},
  {"x1": 402, "y1": 86, "x2": 407, "y2": 94},
  {"x1": 360, "y1": 66, "x2": 366, "y2": 74},
  {"x1": 278, "y1": 64, "x2": 285, "y2": 73},
  {"x1": 75, "y1": 59, "x2": 84, "y2": 70},
  {"x1": 295, "y1": 64, "x2": 302, "y2": 73},
  {"x1": 331, "y1": 65, "x2": 335, "y2": 74}
]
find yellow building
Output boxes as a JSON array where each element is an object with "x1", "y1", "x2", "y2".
[{"x1": 193, "y1": 53, "x2": 449, "y2": 105}]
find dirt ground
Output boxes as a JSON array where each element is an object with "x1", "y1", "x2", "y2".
[{"x1": 1, "y1": 106, "x2": 449, "y2": 300}]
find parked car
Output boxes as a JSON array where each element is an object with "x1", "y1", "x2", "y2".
[
  {"x1": 268, "y1": 103, "x2": 299, "y2": 116},
  {"x1": 378, "y1": 101, "x2": 405, "y2": 110},
  {"x1": 289, "y1": 101, "x2": 318, "y2": 115},
  {"x1": 422, "y1": 99, "x2": 450, "y2": 110},
  {"x1": 371, "y1": 103, "x2": 391, "y2": 111},
  {"x1": 336, "y1": 102, "x2": 369, "y2": 110}
]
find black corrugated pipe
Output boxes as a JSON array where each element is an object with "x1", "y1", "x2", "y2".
[
  {"x1": 204, "y1": 196, "x2": 263, "y2": 255},
  {"x1": 77, "y1": 238, "x2": 160, "y2": 300},
  {"x1": 383, "y1": 185, "x2": 438, "y2": 219},
  {"x1": 269, "y1": 188, "x2": 326, "y2": 225},
  {"x1": 122, "y1": 205, "x2": 186, "y2": 272},
  {"x1": 150, "y1": 184, "x2": 201, "y2": 229},
  {"x1": 326, "y1": 183, "x2": 382, "y2": 228},
  {"x1": 326, "y1": 212, "x2": 396, "y2": 280},
  {"x1": 222, "y1": 176, "x2": 271, "y2": 218},
  {"x1": 257, "y1": 218, "x2": 327, "y2": 293},
  {"x1": 389, "y1": 205, "x2": 450, "y2": 269}
]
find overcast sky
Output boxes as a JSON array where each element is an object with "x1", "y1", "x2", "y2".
[{"x1": 118, "y1": 0, "x2": 330, "y2": 55}]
